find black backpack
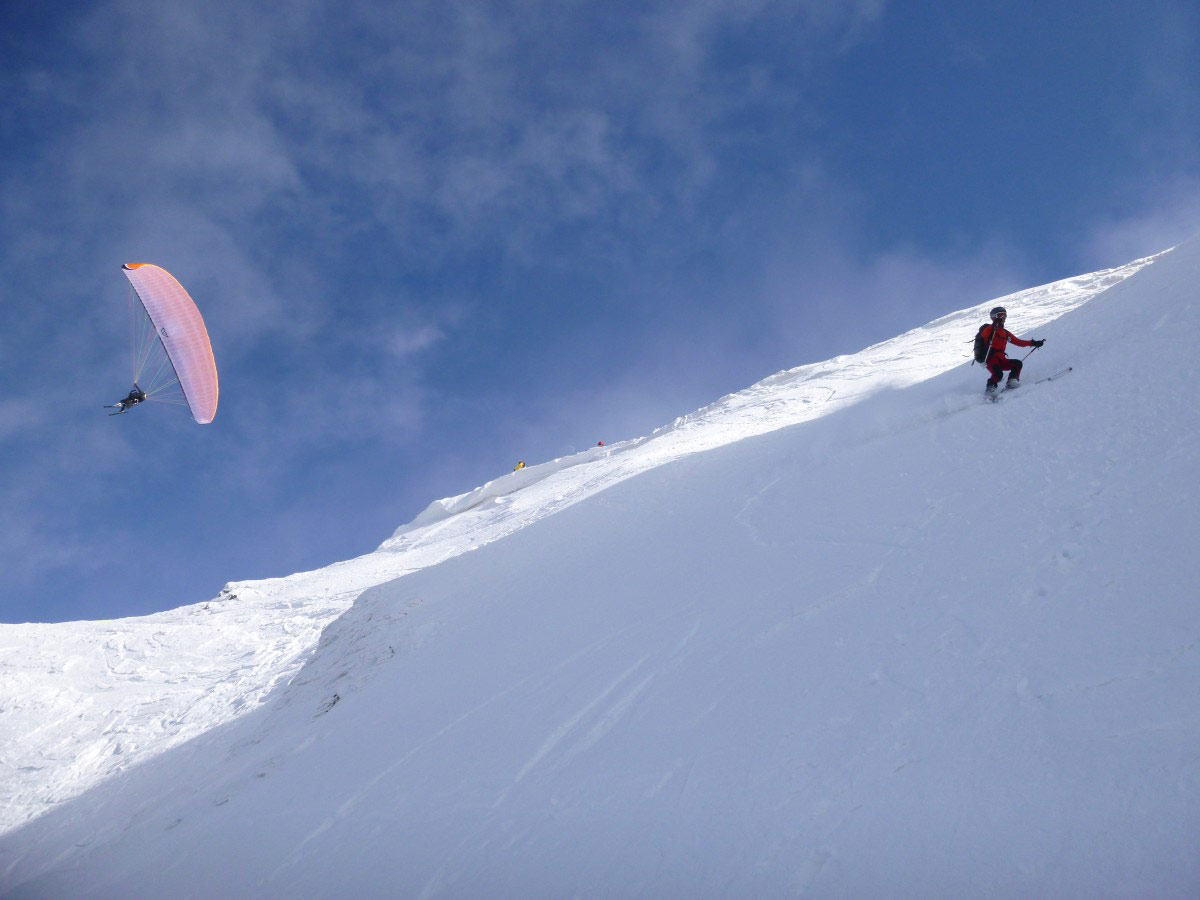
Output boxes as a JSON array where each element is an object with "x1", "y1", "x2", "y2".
[{"x1": 973, "y1": 324, "x2": 991, "y2": 364}]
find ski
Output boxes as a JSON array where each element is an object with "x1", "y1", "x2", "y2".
[
  {"x1": 1034, "y1": 366, "x2": 1072, "y2": 384},
  {"x1": 985, "y1": 366, "x2": 1072, "y2": 402}
]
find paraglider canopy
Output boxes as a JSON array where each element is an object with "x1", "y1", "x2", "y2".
[{"x1": 120, "y1": 263, "x2": 218, "y2": 424}]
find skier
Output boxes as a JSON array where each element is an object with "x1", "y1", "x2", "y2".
[
  {"x1": 514, "y1": 460, "x2": 525, "y2": 471},
  {"x1": 979, "y1": 307, "x2": 1044, "y2": 395},
  {"x1": 107, "y1": 384, "x2": 147, "y2": 414}
]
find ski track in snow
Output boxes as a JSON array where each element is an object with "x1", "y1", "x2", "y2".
[{"x1": 0, "y1": 252, "x2": 1161, "y2": 837}]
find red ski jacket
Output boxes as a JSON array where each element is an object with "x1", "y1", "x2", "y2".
[{"x1": 980, "y1": 324, "x2": 1033, "y2": 361}]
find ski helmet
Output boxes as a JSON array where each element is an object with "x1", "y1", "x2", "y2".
[{"x1": 990, "y1": 306, "x2": 1007, "y2": 321}]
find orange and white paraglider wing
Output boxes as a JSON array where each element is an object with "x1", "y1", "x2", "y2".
[{"x1": 121, "y1": 263, "x2": 219, "y2": 424}]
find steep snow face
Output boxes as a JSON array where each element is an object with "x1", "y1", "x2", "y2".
[
  {"x1": 0, "y1": 255, "x2": 1152, "y2": 840},
  {"x1": 4, "y1": 242, "x2": 1200, "y2": 897}
]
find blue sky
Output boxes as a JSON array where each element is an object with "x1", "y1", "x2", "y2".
[{"x1": 2, "y1": 0, "x2": 1197, "y2": 623}]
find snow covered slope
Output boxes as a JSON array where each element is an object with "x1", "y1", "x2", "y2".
[
  {"x1": 3, "y1": 241, "x2": 1199, "y2": 897},
  {"x1": 0, "y1": 253, "x2": 1150, "y2": 838}
]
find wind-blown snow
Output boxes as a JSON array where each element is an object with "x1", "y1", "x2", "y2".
[{"x1": 2, "y1": 242, "x2": 1198, "y2": 898}]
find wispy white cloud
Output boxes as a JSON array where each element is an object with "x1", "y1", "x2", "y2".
[
  {"x1": 387, "y1": 324, "x2": 446, "y2": 362},
  {"x1": 1081, "y1": 177, "x2": 1200, "y2": 267}
]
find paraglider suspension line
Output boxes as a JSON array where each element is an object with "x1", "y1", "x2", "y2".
[{"x1": 126, "y1": 285, "x2": 188, "y2": 405}]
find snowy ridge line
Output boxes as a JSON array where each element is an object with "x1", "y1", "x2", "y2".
[
  {"x1": 0, "y1": 251, "x2": 1161, "y2": 837},
  {"x1": 396, "y1": 443, "x2": 623, "y2": 533},
  {"x1": 387, "y1": 249, "x2": 1159, "y2": 543}
]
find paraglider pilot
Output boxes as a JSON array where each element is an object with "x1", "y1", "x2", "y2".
[{"x1": 108, "y1": 385, "x2": 147, "y2": 414}]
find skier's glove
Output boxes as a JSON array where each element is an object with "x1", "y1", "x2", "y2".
[{"x1": 1032, "y1": 339, "x2": 1045, "y2": 348}]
